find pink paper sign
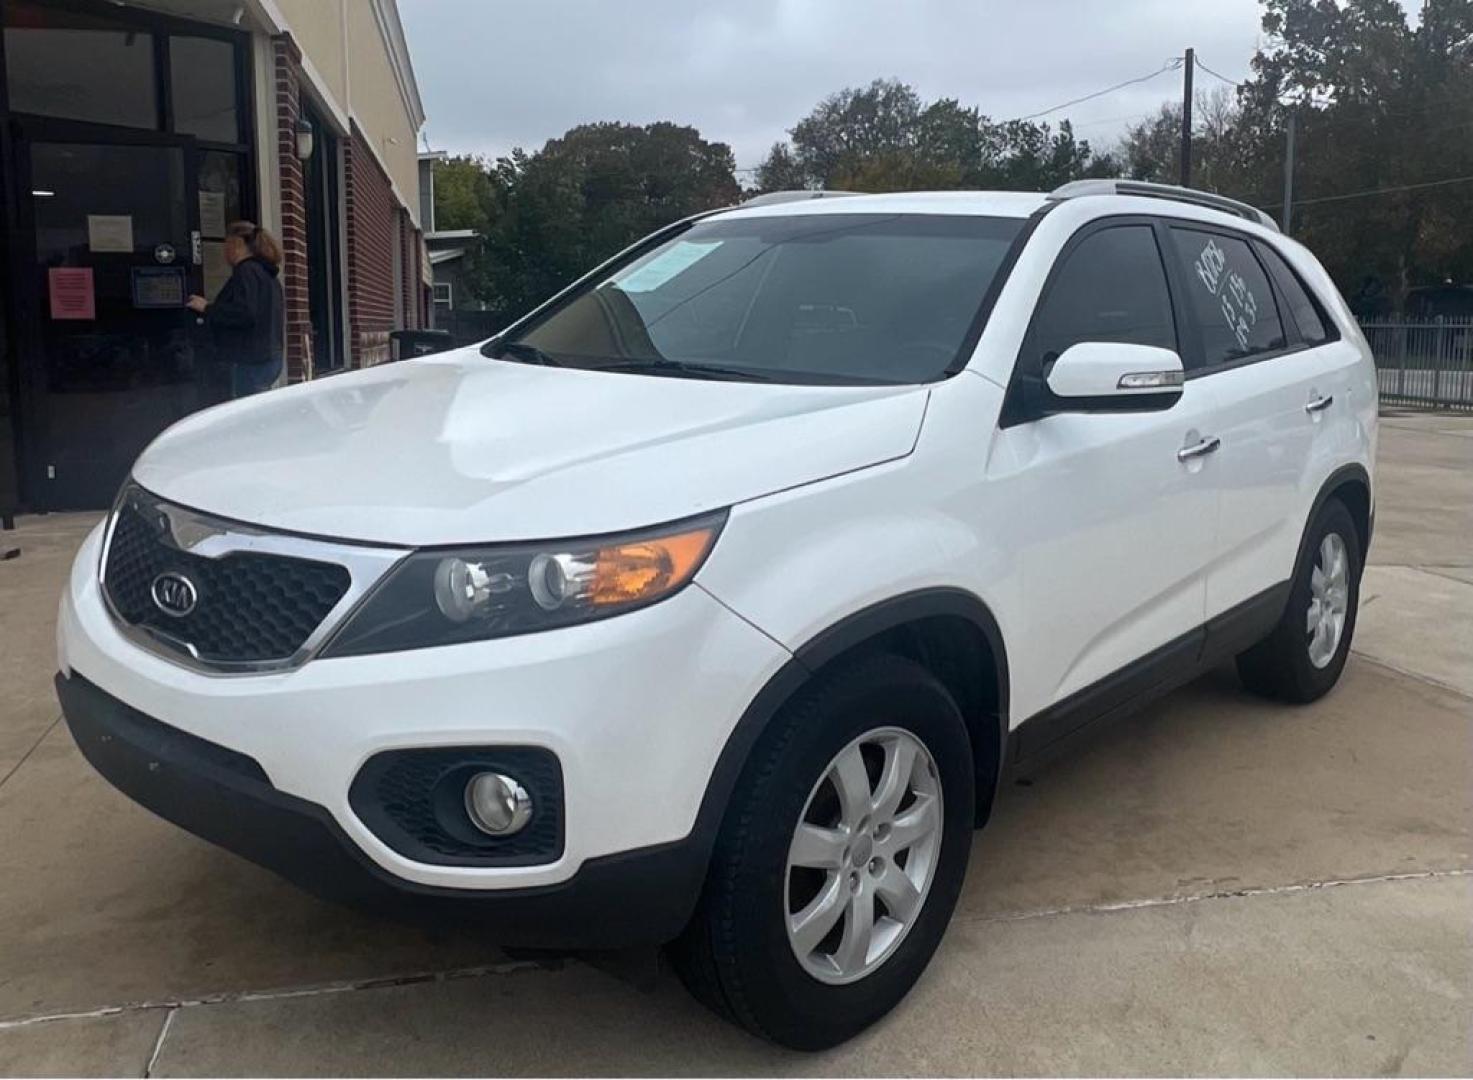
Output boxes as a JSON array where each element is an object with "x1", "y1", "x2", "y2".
[{"x1": 49, "y1": 267, "x2": 96, "y2": 320}]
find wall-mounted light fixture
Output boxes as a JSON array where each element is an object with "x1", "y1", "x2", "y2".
[{"x1": 295, "y1": 116, "x2": 316, "y2": 162}]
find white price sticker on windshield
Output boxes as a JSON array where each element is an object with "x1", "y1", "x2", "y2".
[{"x1": 611, "y1": 240, "x2": 722, "y2": 293}]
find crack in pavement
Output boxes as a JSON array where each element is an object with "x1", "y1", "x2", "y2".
[
  {"x1": 1351, "y1": 651, "x2": 1473, "y2": 701},
  {"x1": 142, "y1": 1007, "x2": 175, "y2": 1079},
  {"x1": 0, "y1": 959, "x2": 546, "y2": 1032},
  {"x1": 0, "y1": 714, "x2": 60, "y2": 793},
  {"x1": 954, "y1": 867, "x2": 1471, "y2": 926},
  {"x1": 2, "y1": 869, "x2": 1467, "y2": 1035},
  {"x1": 1418, "y1": 565, "x2": 1473, "y2": 586}
]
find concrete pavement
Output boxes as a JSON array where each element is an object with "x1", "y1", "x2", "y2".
[{"x1": 1, "y1": 412, "x2": 1469, "y2": 1076}]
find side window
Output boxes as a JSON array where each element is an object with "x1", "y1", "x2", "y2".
[
  {"x1": 1026, "y1": 224, "x2": 1177, "y2": 368},
  {"x1": 1255, "y1": 242, "x2": 1332, "y2": 345},
  {"x1": 1169, "y1": 227, "x2": 1286, "y2": 366}
]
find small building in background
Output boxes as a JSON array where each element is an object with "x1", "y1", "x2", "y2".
[
  {"x1": 0, "y1": 0, "x2": 427, "y2": 512},
  {"x1": 418, "y1": 150, "x2": 481, "y2": 321}
]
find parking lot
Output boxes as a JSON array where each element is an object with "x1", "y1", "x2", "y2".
[{"x1": 1, "y1": 411, "x2": 1469, "y2": 1077}]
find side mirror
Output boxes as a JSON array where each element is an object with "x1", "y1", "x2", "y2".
[{"x1": 1044, "y1": 342, "x2": 1184, "y2": 411}]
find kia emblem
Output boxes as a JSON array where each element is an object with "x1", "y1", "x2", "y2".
[{"x1": 150, "y1": 572, "x2": 198, "y2": 618}]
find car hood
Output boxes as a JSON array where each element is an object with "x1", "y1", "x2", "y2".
[{"x1": 132, "y1": 349, "x2": 929, "y2": 546}]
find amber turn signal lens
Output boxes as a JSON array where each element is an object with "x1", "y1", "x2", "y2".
[{"x1": 590, "y1": 527, "x2": 719, "y2": 606}]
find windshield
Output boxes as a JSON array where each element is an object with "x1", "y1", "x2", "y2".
[{"x1": 495, "y1": 213, "x2": 1025, "y2": 385}]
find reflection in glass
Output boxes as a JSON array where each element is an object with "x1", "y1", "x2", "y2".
[
  {"x1": 3, "y1": 0, "x2": 157, "y2": 129},
  {"x1": 170, "y1": 37, "x2": 239, "y2": 143}
]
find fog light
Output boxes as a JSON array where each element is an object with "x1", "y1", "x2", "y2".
[{"x1": 464, "y1": 772, "x2": 533, "y2": 836}]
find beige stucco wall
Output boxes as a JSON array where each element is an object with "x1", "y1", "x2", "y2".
[
  {"x1": 344, "y1": 0, "x2": 420, "y2": 221},
  {"x1": 269, "y1": 0, "x2": 422, "y2": 226},
  {"x1": 274, "y1": 0, "x2": 348, "y2": 108}
]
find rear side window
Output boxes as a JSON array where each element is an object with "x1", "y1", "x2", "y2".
[
  {"x1": 1255, "y1": 242, "x2": 1332, "y2": 345},
  {"x1": 1026, "y1": 224, "x2": 1177, "y2": 366},
  {"x1": 1169, "y1": 227, "x2": 1286, "y2": 367}
]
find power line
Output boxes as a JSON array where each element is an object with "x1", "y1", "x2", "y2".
[
  {"x1": 1006, "y1": 59, "x2": 1183, "y2": 123},
  {"x1": 736, "y1": 64, "x2": 1188, "y2": 172},
  {"x1": 1260, "y1": 174, "x2": 1473, "y2": 210},
  {"x1": 1194, "y1": 57, "x2": 1242, "y2": 87}
]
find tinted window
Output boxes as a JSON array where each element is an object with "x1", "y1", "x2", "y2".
[
  {"x1": 513, "y1": 213, "x2": 1024, "y2": 385},
  {"x1": 170, "y1": 37, "x2": 239, "y2": 143},
  {"x1": 1027, "y1": 225, "x2": 1176, "y2": 367},
  {"x1": 1255, "y1": 242, "x2": 1330, "y2": 345},
  {"x1": 1170, "y1": 227, "x2": 1287, "y2": 366},
  {"x1": 2, "y1": 1, "x2": 157, "y2": 130}
]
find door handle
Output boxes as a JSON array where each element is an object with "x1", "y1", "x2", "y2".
[
  {"x1": 1177, "y1": 436, "x2": 1221, "y2": 462},
  {"x1": 1305, "y1": 394, "x2": 1334, "y2": 414}
]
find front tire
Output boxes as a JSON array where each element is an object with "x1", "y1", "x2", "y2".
[
  {"x1": 671, "y1": 654, "x2": 975, "y2": 1050},
  {"x1": 1236, "y1": 498, "x2": 1362, "y2": 703}
]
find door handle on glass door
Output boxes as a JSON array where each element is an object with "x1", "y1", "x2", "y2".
[
  {"x1": 1177, "y1": 436, "x2": 1221, "y2": 462},
  {"x1": 1305, "y1": 394, "x2": 1334, "y2": 414}
]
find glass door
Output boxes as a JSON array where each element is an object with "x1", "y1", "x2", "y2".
[{"x1": 18, "y1": 130, "x2": 215, "y2": 509}]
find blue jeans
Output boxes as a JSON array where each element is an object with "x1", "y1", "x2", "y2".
[{"x1": 232, "y1": 360, "x2": 282, "y2": 398}]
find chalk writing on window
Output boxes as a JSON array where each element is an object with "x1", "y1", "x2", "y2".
[{"x1": 1195, "y1": 237, "x2": 1258, "y2": 352}]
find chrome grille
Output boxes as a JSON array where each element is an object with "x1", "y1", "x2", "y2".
[{"x1": 100, "y1": 486, "x2": 408, "y2": 674}]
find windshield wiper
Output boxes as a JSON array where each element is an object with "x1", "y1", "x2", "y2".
[
  {"x1": 594, "y1": 358, "x2": 771, "y2": 382},
  {"x1": 486, "y1": 340, "x2": 564, "y2": 367}
]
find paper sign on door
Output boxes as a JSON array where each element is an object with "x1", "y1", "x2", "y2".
[
  {"x1": 87, "y1": 214, "x2": 134, "y2": 253},
  {"x1": 49, "y1": 267, "x2": 96, "y2": 320},
  {"x1": 198, "y1": 191, "x2": 226, "y2": 238}
]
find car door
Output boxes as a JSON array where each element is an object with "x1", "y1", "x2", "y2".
[
  {"x1": 989, "y1": 219, "x2": 1219, "y2": 742},
  {"x1": 1160, "y1": 223, "x2": 1338, "y2": 621}
]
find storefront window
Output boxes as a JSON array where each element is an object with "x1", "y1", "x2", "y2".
[
  {"x1": 2, "y1": 1, "x2": 158, "y2": 129},
  {"x1": 170, "y1": 36, "x2": 239, "y2": 143}
]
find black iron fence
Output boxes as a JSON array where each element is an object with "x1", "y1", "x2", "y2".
[{"x1": 1358, "y1": 316, "x2": 1473, "y2": 411}]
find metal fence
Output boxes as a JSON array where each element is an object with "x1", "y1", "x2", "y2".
[
  {"x1": 433, "y1": 307, "x2": 511, "y2": 347},
  {"x1": 1358, "y1": 316, "x2": 1473, "y2": 411}
]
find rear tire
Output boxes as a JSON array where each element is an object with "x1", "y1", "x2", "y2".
[
  {"x1": 1236, "y1": 498, "x2": 1362, "y2": 703},
  {"x1": 670, "y1": 654, "x2": 974, "y2": 1050}
]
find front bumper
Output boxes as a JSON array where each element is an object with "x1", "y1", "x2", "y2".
[
  {"x1": 57, "y1": 671, "x2": 703, "y2": 948},
  {"x1": 58, "y1": 521, "x2": 789, "y2": 900}
]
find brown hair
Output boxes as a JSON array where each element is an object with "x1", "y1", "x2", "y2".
[{"x1": 226, "y1": 220, "x2": 282, "y2": 268}]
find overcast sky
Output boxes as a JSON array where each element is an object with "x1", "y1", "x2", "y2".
[{"x1": 396, "y1": 1, "x2": 1401, "y2": 173}]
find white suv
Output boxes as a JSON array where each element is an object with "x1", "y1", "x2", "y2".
[{"x1": 57, "y1": 180, "x2": 1376, "y2": 1049}]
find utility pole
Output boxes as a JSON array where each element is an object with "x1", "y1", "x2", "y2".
[
  {"x1": 1180, "y1": 47, "x2": 1195, "y2": 187},
  {"x1": 1281, "y1": 109, "x2": 1297, "y2": 235}
]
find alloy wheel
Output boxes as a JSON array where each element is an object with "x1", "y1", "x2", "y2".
[
  {"x1": 784, "y1": 727, "x2": 943, "y2": 985},
  {"x1": 1307, "y1": 531, "x2": 1350, "y2": 669}
]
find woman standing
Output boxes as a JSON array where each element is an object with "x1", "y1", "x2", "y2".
[{"x1": 186, "y1": 221, "x2": 285, "y2": 398}]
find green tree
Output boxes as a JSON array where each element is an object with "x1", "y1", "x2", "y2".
[
  {"x1": 1119, "y1": 89, "x2": 1243, "y2": 194},
  {"x1": 755, "y1": 78, "x2": 1114, "y2": 194},
  {"x1": 1230, "y1": 0, "x2": 1473, "y2": 310},
  {"x1": 431, "y1": 154, "x2": 495, "y2": 231},
  {"x1": 465, "y1": 122, "x2": 741, "y2": 316},
  {"x1": 753, "y1": 142, "x2": 807, "y2": 192}
]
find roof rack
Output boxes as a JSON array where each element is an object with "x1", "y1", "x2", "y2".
[
  {"x1": 1048, "y1": 179, "x2": 1279, "y2": 232},
  {"x1": 739, "y1": 189, "x2": 860, "y2": 208}
]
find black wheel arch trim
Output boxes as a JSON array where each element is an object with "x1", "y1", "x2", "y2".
[
  {"x1": 1302, "y1": 463, "x2": 1373, "y2": 573},
  {"x1": 689, "y1": 588, "x2": 1012, "y2": 856}
]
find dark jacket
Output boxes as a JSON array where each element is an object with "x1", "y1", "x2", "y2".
[{"x1": 207, "y1": 256, "x2": 284, "y2": 368}]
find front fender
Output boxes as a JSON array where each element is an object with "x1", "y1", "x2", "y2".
[{"x1": 698, "y1": 459, "x2": 1020, "y2": 667}]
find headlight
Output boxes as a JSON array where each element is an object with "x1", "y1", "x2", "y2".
[{"x1": 320, "y1": 511, "x2": 726, "y2": 657}]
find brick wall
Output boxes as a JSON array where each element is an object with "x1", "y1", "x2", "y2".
[
  {"x1": 344, "y1": 124, "x2": 397, "y2": 366},
  {"x1": 399, "y1": 209, "x2": 419, "y2": 330},
  {"x1": 272, "y1": 36, "x2": 311, "y2": 382}
]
